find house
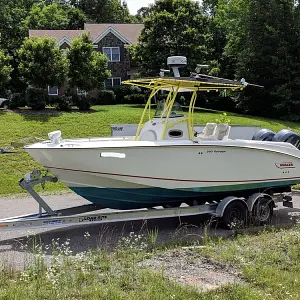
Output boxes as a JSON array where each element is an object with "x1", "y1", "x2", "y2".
[{"x1": 29, "y1": 23, "x2": 144, "y2": 96}]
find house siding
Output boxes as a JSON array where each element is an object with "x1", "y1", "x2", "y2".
[{"x1": 97, "y1": 32, "x2": 131, "y2": 81}]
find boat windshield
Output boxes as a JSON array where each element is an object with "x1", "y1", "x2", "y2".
[{"x1": 154, "y1": 100, "x2": 185, "y2": 118}]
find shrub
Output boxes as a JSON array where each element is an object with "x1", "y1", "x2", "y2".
[
  {"x1": 124, "y1": 93, "x2": 145, "y2": 104},
  {"x1": 8, "y1": 92, "x2": 26, "y2": 109},
  {"x1": 46, "y1": 95, "x2": 59, "y2": 107},
  {"x1": 55, "y1": 95, "x2": 72, "y2": 111},
  {"x1": 72, "y1": 94, "x2": 91, "y2": 111},
  {"x1": 179, "y1": 95, "x2": 188, "y2": 106},
  {"x1": 25, "y1": 87, "x2": 48, "y2": 110},
  {"x1": 97, "y1": 90, "x2": 116, "y2": 105},
  {"x1": 109, "y1": 85, "x2": 141, "y2": 103}
]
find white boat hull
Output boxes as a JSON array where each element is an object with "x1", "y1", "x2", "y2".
[{"x1": 24, "y1": 138, "x2": 300, "y2": 209}]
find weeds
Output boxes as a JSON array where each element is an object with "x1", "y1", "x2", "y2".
[
  {"x1": 200, "y1": 221, "x2": 300, "y2": 299},
  {"x1": 0, "y1": 219, "x2": 300, "y2": 299}
]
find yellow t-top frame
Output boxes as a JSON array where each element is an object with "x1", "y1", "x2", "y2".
[{"x1": 122, "y1": 77, "x2": 245, "y2": 141}]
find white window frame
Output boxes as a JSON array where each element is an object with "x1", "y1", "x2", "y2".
[
  {"x1": 102, "y1": 47, "x2": 120, "y2": 62},
  {"x1": 48, "y1": 86, "x2": 58, "y2": 96},
  {"x1": 77, "y1": 88, "x2": 87, "y2": 96},
  {"x1": 104, "y1": 77, "x2": 122, "y2": 88}
]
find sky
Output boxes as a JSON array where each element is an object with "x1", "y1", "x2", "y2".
[
  {"x1": 125, "y1": 0, "x2": 199, "y2": 15},
  {"x1": 125, "y1": 0, "x2": 155, "y2": 15}
]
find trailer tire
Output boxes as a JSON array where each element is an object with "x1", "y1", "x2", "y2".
[
  {"x1": 251, "y1": 197, "x2": 274, "y2": 225},
  {"x1": 222, "y1": 201, "x2": 247, "y2": 229}
]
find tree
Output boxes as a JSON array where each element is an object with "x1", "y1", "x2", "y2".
[
  {"x1": 213, "y1": 0, "x2": 249, "y2": 78},
  {"x1": 24, "y1": 2, "x2": 87, "y2": 30},
  {"x1": 202, "y1": 0, "x2": 219, "y2": 16},
  {"x1": 0, "y1": 50, "x2": 13, "y2": 88},
  {"x1": 70, "y1": 0, "x2": 136, "y2": 23},
  {"x1": 132, "y1": 0, "x2": 212, "y2": 76},
  {"x1": 68, "y1": 32, "x2": 110, "y2": 92},
  {"x1": 67, "y1": 6, "x2": 88, "y2": 29},
  {"x1": 17, "y1": 37, "x2": 68, "y2": 88},
  {"x1": 235, "y1": 0, "x2": 300, "y2": 119},
  {"x1": 0, "y1": 0, "x2": 34, "y2": 54},
  {"x1": 135, "y1": 6, "x2": 152, "y2": 22}
]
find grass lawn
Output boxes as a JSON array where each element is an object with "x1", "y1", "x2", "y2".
[
  {"x1": 1, "y1": 104, "x2": 300, "y2": 195},
  {"x1": 0, "y1": 224, "x2": 299, "y2": 299},
  {"x1": 199, "y1": 225, "x2": 300, "y2": 299}
]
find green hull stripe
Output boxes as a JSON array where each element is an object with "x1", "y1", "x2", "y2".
[{"x1": 187, "y1": 179, "x2": 300, "y2": 193}]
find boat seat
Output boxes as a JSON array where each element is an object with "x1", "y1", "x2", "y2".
[
  {"x1": 197, "y1": 123, "x2": 231, "y2": 141},
  {"x1": 197, "y1": 123, "x2": 217, "y2": 138},
  {"x1": 213, "y1": 123, "x2": 231, "y2": 140}
]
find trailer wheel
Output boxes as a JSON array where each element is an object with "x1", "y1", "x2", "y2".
[
  {"x1": 252, "y1": 197, "x2": 273, "y2": 225},
  {"x1": 222, "y1": 201, "x2": 247, "y2": 229}
]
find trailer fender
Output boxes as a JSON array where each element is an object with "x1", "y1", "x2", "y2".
[
  {"x1": 247, "y1": 193, "x2": 275, "y2": 213},
  {"x1": 215, "y1": 196, "x2": 247, "y2": 217}
]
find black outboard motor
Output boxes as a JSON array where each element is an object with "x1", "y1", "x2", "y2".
[
  {"x1": 272, "y1": 129, "x2": 300, "y2": 150},
  {"x1": 252, "y1": 129, "x2": 276, "y2": 141}
]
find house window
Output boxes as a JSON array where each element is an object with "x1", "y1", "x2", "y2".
[
  {"x1": 77, "y1": 88, "x2": 87, "y2": 96},
  {"x1": 102, "y1": 47, "x2": 120, "y2": 62},
  {"x1": 48, "y1": 86, "x2": 58, "y2": 96},
  {"x1": 104, "y1": 77, "x2": 122, "y2": 88}
]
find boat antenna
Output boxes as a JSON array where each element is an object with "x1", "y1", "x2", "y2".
[{"x1": 240, "y1": 78, "x2": 264, "y2": 88}]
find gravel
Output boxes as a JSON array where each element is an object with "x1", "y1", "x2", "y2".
[{"x1": 139, "y1": 248, "x2": 242, "y2": 291}]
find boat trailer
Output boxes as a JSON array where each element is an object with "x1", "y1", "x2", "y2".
[{"x1": 0, "y1": 170, "x2": 295, "y2": 231}]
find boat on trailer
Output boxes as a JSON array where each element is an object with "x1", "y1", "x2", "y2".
[{"x1": 0, "y1": 56, "x2": 298, "y2": 230}]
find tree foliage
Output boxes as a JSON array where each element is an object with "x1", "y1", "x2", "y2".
[
  {"x1": 70, "y1": 0, "x2": 137, "y2": 23},
  {"x1": 0, "y1": 0, "x2": 34, "y2": 54},
  {"x1": 202, "y1": 0, "x2": 219, "y2": 16},
  {"x1": 17, "y1": 37, "x2": 68, "y2": 88},
  {"x1": 24, "y1": 2, "x2": 87, "y2": 30},
  {"x1": 133, "y1": 0, "x2": 212, "y2": 76},
  {"x1": 68, "y1": 32, "x2": 110, "y2": 91},
  {"x1": 232, "y1": 0, "x2": 300, "y2": 119},
  {"x1": 135, "y1": 6, "x2": 152, "y2": 22},
  {"x1": 0, "y1": 50, "x2": 13, "y2": 88}
]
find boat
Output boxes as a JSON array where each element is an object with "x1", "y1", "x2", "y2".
[{"x1": 23, "y1": 56, "x2": 300, "y2": 210}]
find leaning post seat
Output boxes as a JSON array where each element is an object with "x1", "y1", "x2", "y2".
[
  {"x1": 215, "y1": 123, "x2": 231, "y2": 140},
  {"x1": 197, "y1": 123, "x2": 231, "y2": 141},
  {"x1": 197, "y1": 123, "x2": 217, "y2": 138}
]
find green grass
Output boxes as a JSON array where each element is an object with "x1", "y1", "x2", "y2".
[
  {"x1": 0, "y1": 225, "x2": 299, "y2": 299},
  {"x1": 199, "y1": 225, "x2": 300, "y2": 299},
  {"x1": 1, "y1": 104, "x2": 300, "y2": 195}
]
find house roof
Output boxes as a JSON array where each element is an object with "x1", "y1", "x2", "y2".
[
  {"x1": 29, "y1": 30, "x2": 85, "y2": 45},
  {"x1": 84, "y1": 23, "x2": 143, "y2": 44}
]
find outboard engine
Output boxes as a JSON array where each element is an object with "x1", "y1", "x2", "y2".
[
  {"x1": 272, "y1": 129, "x2": 300, "y2": 150},
  {"x1": 252, "y1": 129, "x2": 275, "y2": 141}
]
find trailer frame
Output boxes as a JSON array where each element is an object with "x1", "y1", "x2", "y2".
[{"x1": 0, "y1": 170, "x2": 295, "y2": 231}]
